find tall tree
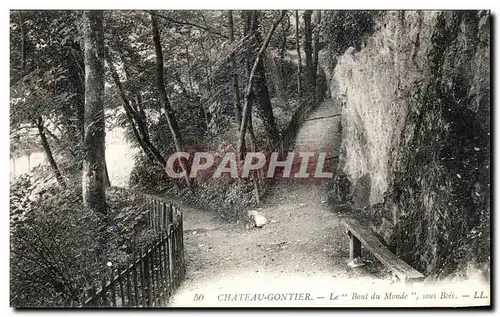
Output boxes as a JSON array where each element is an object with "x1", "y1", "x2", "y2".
[
  {"x1": 227, "y1": 10, "x2": 242, "y2": 127},
  {"x1": 35, "y1": 117, "x2": 66, "y2": 188},
  {"x1": 245, "y1": 10, "x2": 280, "y2": 145},
  {"x1": 62, "y1": 40, "x2": 85, "y2": 154},
  {"x1": 150, "y1": 13, "x2": 191, "y2": 187},
  {"x1": 265, "y1": 51, "x2": 287, "y2": 106},
  {"x1": 279, "y1": 12, "x2": 290, "y2": 78},
  {"x1": 105, "y1": 51, "x2": 167, "y2": 169},
  {"x1": 295, "y1": 10, "x2": 302, "y2": 96},
  {"x1": 312, "y1": 10, "x2": 322, "y2": 100},
  {"x1": 238, "y1": 11, "x2": 286, "y2": 159},
  {"x1": 82, "y1": 10, "x2": 106, "y2": 216},
  {"x1": 239, "y1": 11, "x2": 258, "y2": 155},
  {"x1": 303, "y1": 10, "x2": 313, "y2": 94}
]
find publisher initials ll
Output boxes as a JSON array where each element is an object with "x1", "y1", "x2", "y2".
[{"x1": 474, "y1": 291, "x2": 487, "y2": 299}]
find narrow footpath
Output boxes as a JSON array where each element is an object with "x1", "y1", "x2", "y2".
[{"x1": 169, "y1": 99, "x2": 391, "y2": 307}]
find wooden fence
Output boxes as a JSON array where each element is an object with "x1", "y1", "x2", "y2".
[
  {"x1": 81, "y1": 195, "x2": 185, "y2": 307},
  {"x1": 274, "y1": 96, "x2": 316, "y2": 156},
  {"x1": 252, "y1": 96, "x2": 318, "y2": 201}
]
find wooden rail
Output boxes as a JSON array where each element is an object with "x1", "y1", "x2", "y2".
[
  {"x1": 251, "y1": 96, "x2": 320, "y2": 201},
  {"x1": 81, "y1": 195, "x2": 185, "y2": 307},
  {"x1": 274, "y1": 96, "x2": 316, "y2": 156},
  {"x1": 343, "y1": 219, "x2": 424, "y2": 283}
]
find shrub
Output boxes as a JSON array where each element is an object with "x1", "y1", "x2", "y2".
[{"x1": 10, "y1": 174, "x2": 156, "y2": 307}]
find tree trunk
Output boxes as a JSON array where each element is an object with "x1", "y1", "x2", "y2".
[
  {"x1": 238, "y1": 11, "x2": 286, "y2": 159},
  {"x1": 106, "y1": 52, "x2": 168, "y2": 169},
  {"x1": 265, "y1": 51, "x2": 287, "y2": 106},
  {"x1": 103, "y1": 160, "x2": 111, "y2": 188},
  {"x1": 36, "y1": 118, "x2": 66, "y2": 188},
  {"x1": 312, "y1": 10, "x2": 322, "y2": 100},
  {"x1": 150, "y1": 13, "x2": 191, "y2": 188},
  {"x1": 118, "y1": 53, "x2": 152, "y2": 140},
  {"x1": 247, "y1": 107, "x2": 258, "y2": 155},
  {"x1": 62, "y1": 40, "x2": 86, "y2": 168},
  {"x1": 247, "y1": 10, "x2": 280, "y2": 144},
  {"x1": 239, "y1": 11, "x2": 253, "y2": 158},
  {"x1": 295, "y1": 11, "x2": 302, "y2": 97},
  {"x1": 69, "y1": 41, "x2": 86, "y2": 143},
  {"x1": 82, "y1": 10, "x2": 106, "y2": 216},
  {"x1": 134, "y1": 94, "x2": 150, "y2": 138},
  {"x1": 280, "y1": 13, "x2": 290, "y2": 79},
  {"x1": 227, "y1": 10, "x2": 242, "y2": 127},
  {"x1": 303, "y1": 10, "x2": 313, "y2": 94}
]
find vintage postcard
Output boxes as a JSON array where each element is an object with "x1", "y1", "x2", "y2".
[{"x1": 9, "y1": 9, "x2": 490, "y2": 308}]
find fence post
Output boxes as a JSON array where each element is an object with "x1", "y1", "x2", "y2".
[
  {"x1": 177, "y1": 222, "x2": 181, "y2": 288},
  {"x1": 80, "y1": 196, "x2": 186, "y2": 308},
  {"x1": 132, "y1": 257, "x2": 139, "y2": 307},
  {"x1": 163, "y1": 231, "x2": 172, "y2": 300},
  {"x1": 162, "y1": 202, "x2": 167, "y2": 232},
  {"x1": 110, "y1": 270, "x2": 117, "y2": 307},
  {"x1": 125, "y1": 264, "x2": 132, "y2": 307},
  {"x1": 147, "y1": 198, "x2": 152, "y2": 228},
  {"x1": 168, "y1": 204, "x2": 174, "y2": 226},
  {"x1": 179, "y1": 210, "x2": 186, "y2": 278},
  {"x1": 168, "y1": 224, "x2": 174, "y2": 291},
  {"x1": 157, "y1": 234, "x2": 165, "y2": 306},
  {"x1": 173, "y1": 219, "x2": 179, "y2": 289},
  {"x1": 139, "y1": 248, "x2": 146, "y2": 307},
  {"x1": 156, "y1": 200, "x2": 160, "y2": 232},
  {"x1": 144, "y1": 246, "x2": 152, "y2": 306},
  {"x1": 159, "y1": 202, "x2": 163, "y2": 232},
  {"x1": 153, "y1": 200, "x2": 157, "y2": 232},
  {"x1": 154, "y1": 243, "x2": 162, "y2": 306},
  {"x1": 151, "y1": 247, "x2": 156, "y2": 306}
]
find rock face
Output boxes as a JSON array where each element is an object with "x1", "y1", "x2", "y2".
[
  {"x1": 331, "y1": 11, "x2": 441, "y2": 206},
  {"x1": 327, "y1": 11, "x2": 490, "y2": 276}
]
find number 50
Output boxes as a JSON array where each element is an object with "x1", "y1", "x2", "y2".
[{"x1": 193, "y1": 294, "x2": 204, "y2": 301}]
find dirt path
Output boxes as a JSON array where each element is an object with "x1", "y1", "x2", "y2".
[{"x1": 169, "y1": 100, "x2": 392, "y2": 307}]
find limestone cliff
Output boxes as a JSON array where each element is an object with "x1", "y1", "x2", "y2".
[{"x1": 326, "y1": 11, "x2": 490, "y2": 277}]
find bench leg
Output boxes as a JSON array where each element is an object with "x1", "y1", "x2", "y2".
[{"x1": 348, "y1": 232, "x2": 362, "y2": 260}]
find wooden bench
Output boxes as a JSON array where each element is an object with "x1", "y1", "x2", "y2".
[{"x1": 342, "y1": 218, "x2": 424, "y2": 283}]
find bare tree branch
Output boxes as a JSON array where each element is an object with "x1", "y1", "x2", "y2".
[
  {"x1": 238, "y1": 10, "x2": 286, "y2": 159},
  {"x1": 145, "y1": 10, "x2": 228, "y2": 39}
]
